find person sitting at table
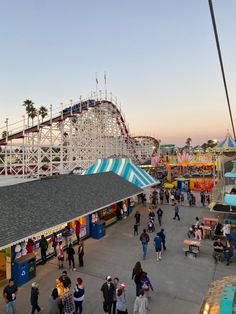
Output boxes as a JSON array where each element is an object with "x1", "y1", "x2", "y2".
[
  {"x1": 194, "y1": 217, "x2": 200, "y2": 227},
  {"x1": 213, "y1": 238, "x2": 224, "y2": 263},
  {"x1": 224, "y1": 240, "x2": 234, "y2": 266},
  {"x1": 199, "y1": 223, "x2": 205, "y2": 239},
  {"x1": 194, "y1": 226, "x2": 202, "y2": 241}
]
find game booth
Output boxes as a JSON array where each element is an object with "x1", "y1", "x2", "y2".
[{"x1": 166, "y1": 153, "x2": 215, "y2": 192}]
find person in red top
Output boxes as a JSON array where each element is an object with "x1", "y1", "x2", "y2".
[
  {"x1": 75, "y1": 221, "x2": 81, "y2": 243},
  {"x1": 26, "y1": 238, "x2": 34, "y2": 254}
]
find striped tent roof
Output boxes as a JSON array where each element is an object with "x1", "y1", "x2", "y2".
[
  {"x1": 84, "y1": 158, "x2": 159, "y2": 188},
  {"x1": 216, "y1": 133, "x2": 236, "y2": 150}
]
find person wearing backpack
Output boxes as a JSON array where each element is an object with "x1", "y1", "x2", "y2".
[
  {"x1": 73, "y1": 277, "x2": 85, "y2": 314},
  {"x1": 139, "y1": 229, "x2": 150, "y2": 260}
]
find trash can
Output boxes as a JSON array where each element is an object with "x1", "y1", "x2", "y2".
[
  {"x1": 12, "y1": 253, "x2": 35, "y2": 286},
  {"x1": 92, "y1": 221, "x2": 106, "y2": 239},
  {"x1": 28, "y1": 257, "x2": 36, "y2": 281}
]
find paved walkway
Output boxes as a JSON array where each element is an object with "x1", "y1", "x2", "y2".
[{"x1": 1, "y1": 202, "x2": 235, "y2": 314}]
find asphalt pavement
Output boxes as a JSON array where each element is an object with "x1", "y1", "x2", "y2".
[{"x1": 1, "y1": 201, "x2": 234, "y2": 314}]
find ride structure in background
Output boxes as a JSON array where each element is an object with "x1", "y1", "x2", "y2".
[
  {"x1": 0, "y1": 92, "x2": 159, "y2": 177},
  {"x1": 132, "y1": 136, "x2": 160, "y2": 165}
]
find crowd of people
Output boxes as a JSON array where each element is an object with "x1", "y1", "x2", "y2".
[{"x1": 2, "y1": 190, "x2": 234, "y2": 314}]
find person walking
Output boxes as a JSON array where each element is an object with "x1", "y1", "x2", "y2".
[
  {"x1": 173, "y1": 203, "x2": 180, "y2": 221},
  {"x1": 165, "y1": 189, "x2": 170, "y2": 203},
  {"x1": 132, "y1": 261, "x2": 144, "y2": 297},
  {"x1": 78, "y1": 241, "x2": 84, "y2": 267},
  {"x1": 57, "y1": 241, "x2": 64, "y2": 269},
  {"x1": 156, "y1": 207, "x2": 163, "y2": 226},
  {"x1": 112, "y1": 277, "x2": 120, "y2": 314},
  {"x1": 187, "y1": 192, "x2": 192, "y2": 207},
  {"x1": 62, "y1": 288, "x2": 74, "y2": 314},
  {"x1": 224, "y1": 240, "x2": 233, "y2": 266},
  {"x1": 139, "y1": 229, "x2": 150, "y2": 260},
  {"x1": 116, "y1": 284, "x2": 128, "y2": 314},
  {"x1": 59, "y1": 270, "x2": 72, "y2": 289},
  {"x1": 159, "y1": 229, "x2": 166, "y2": 251},
  {"x1": 66, "y1": 244, "x2": 76, "y2": 271},
  {"x1": 140, "y1": 272, "x2": 153, "y2": 300},
  {"x1": 39, "y1": 234, "x2": 48, "y2": 264},
  {"x1": 73, "y1": 277, "x2": 85, "y2": 314},
  {"x1": 134, "y1": 210, "x2": 141, "y2": 225},
  {"x1": 153, "y1": 233, "x2": 162, "y2": 261},
  {"x1": 101, "y1": 276, "x2": 116, "y2": 314},
  {"x1": 200, "y1": 191, "x2": 206, "y2": 207},
  {"x1": 30, "y1": 282, "x2": 43, "y2": 314},
  {"x1": 49, "y1": 288, "x2": 60, "y2": 314},
  {"x1": 134, "y1": 222, "x2": 139, "y2": 236},
  {"x1": 133, "y1": 289, "x2": 149, "y2": 314},
  {"x1": 3, "y1": 278, "x2": 17, "y2": 314}
]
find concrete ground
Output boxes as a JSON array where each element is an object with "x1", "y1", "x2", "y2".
[{"x1": 1, "y1": 201, "x2": 235, "y2": 314}]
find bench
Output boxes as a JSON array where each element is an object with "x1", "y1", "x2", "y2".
[
  {"x1": 219, "y1": 285, "x2": 236, "y2": 314},
  {"x1": 183, "y1": 247, "x2": 199, "y2": 258}
]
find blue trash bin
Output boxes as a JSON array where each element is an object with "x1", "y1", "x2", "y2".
[
  {"x1": 92, "y1": 222, "x2": 106, "y2": 239},
  {"x1": 12, "y1": 253, "x2": 35, "y2": 286}
]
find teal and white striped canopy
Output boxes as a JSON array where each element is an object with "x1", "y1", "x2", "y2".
[{"x1": 84, "y1": 158, "x2": 159, "y2": 188}]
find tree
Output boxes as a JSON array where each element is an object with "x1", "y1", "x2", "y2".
[
  {"x1": 38, "y1": 106, "x2": 48, "y2": 122},
  {"x1": 23, "y1": 99, "x2": 34, "y2": 127},
  {"x1": 207, "y1": 139, "x2": 218, "y2": 148},
  {"x1": 28, "y1": 106, "x2": 38, "y2": 126},
  {"x1": 1, "y1": 130, "x2": 8, "y2": 139},
  {"x1": 186, "y1": 138, "x2": 192, "y2": 146}
]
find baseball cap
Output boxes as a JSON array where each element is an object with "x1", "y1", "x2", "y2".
[
  {"x1": 120, "y1": 283, "x2": 126, "y2": 289},
  {"x1": 106, "y1": 276, "x2": 112, "y2": 281}
]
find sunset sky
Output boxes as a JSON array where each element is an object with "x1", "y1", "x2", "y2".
[{"x1": 0, "y1": 0, "x2": 236, "y2": 146}]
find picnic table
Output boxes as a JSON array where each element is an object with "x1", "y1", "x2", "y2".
[
  {"x1": 203, "y1": 217, "x2": 219, "y2": 228},
  {"x1": 183, "y1": 240, "x2": 201, "y2": 257}
]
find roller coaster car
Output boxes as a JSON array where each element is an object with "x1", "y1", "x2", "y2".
[{"x1": 62, "y1": 99, "x2": 96, "y2": 115}]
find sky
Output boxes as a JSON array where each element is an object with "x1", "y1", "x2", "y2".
[{"x1": 0, "y1": 0, "x2": 236, "y2": 146}]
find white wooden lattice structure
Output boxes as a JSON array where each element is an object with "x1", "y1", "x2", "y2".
[{"x1": 0, "y1": 93, "x2": 158, "y2": 177}]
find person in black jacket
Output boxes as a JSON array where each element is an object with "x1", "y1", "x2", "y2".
[
  {"x1": 78, "y1": 241, "x2": 84, "y2": 267},
  {"x1": 101, "y1": 276, "x2": 116, "y2": 314},
  {"x1": 156, "y1": 208, "x2": 163, "y2": 226},
  {"x1": 30, "y1": 282, "x2": 43, "y2": 314},
  {"x1": 66, "y1": 243, "x2": 76, "y2": 271}
]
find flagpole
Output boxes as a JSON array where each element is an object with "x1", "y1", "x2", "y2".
[
  {"x1": 104, "y1": 72, "x2": 107, "y2": 100},
  {"x1": 95, "y1": 72, "x2": 98, "y2": 99}
]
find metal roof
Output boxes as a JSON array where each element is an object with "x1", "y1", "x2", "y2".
[{"x1": 0, "y1": 172, "x2": 142, "y2": 249}]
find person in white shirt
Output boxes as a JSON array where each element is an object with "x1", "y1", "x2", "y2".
[{"x1": 222, "y1": 221, "x2": 231, "y2": 240}]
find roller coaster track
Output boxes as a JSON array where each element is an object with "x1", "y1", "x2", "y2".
[{"x1": 0, "y1": 94, "x2": 145, "y2": 177}]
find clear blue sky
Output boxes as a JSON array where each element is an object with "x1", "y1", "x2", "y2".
[{"x1": 0, "y1": 0, "x2": 236, "y2": 145}]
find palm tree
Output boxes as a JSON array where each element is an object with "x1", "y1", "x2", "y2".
[
  {"x1": 185, "y1": 137, "x2": 192, "y2": 153},
  {"x1": 1, "y1": 130, "x2": 8, "y2": 139},
  {"x1": 38, "y1": 106, "x2": 48, "y2": 122},
  {"x1": 28, "y1": 106, "x2": 38, "y2": 126},
  {"x1": 23, "y1": 99, "x2": 34, "y2": 127}
]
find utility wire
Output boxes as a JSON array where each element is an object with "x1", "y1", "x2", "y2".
[{"x1": 208, "y1": 0, "x2": 236, "y2": 142}]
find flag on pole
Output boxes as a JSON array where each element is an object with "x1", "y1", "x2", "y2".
[
  {"x1": 104, "y1": 72, "x2": 106, "y2": 84},
  {"x1": 96, "y1": 77, "x2": 98, "y2": 85}
]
